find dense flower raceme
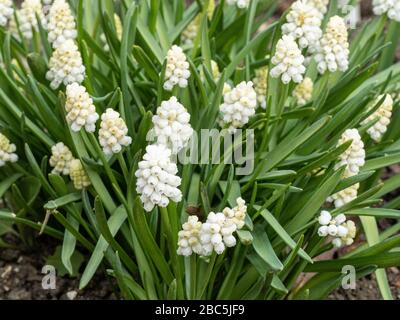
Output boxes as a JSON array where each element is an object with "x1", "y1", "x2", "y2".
[
  {"x1": 47, "y1": 0, "x2": 77, "y2": 48},
  {"x1": 226, "y1": 0, "x2": 251, "y2": 9},
  {"x1": 327, "y1": 179, "x2": 360, "y2": 208},
  {"x1": 0, "y1": 0, "x2": 13, "y2": 27},
  {"x1": 177, "y1": 215, "x2": 204, "y2": 256},
  {"x1": 315, "y1": 15, "x2": 350, "y2": 74},
  {"x1": 373, "y1": 0, "x2": 400, "y2": 22},
  {"x1": 46, "y1": 39, "x2": 86, "y2": 89},
  {"x1": 101, "y1": 14, "x2": 123, "y2": 52},
  {"x1": 177, "y1": 198, "x2": 247, "y2": 256},
  {"x1": 18, "y1": 0, "x2": 47, "y2": 39},
  {"x1": 219, "y1": 81, "x2": 257, "y2": 133},
  {"x1": 150, "y1": 97, "x2": 193, "y2": 154},
  {"x1": 335, "y1": 128, "x2": 366, "y2": 176},
  {"x1": 49, "y1": 142, "x2": 74, "y2": 175},
  {"x1": 317, "y1": 211, "x2": 357, "y2": 247},
  {"x1": 327, "y1": 129, "x2": 365, "y2": 207},
  {"x1": 281, "y1": 0, "x2": 323, "y2": 50},
  {"x1": 0, "y1": 133, "x2": 18, "y2": 167},
  {"x1": 361, "y1": 94, "x2": 393, "y2": 142},
  {"x1": 270, "y1": 35, "x2": 306, "y2": 84},
  {"x1": 164, "y1": 45, "x2": 191, "y2": 91},
  {"x1": 306, "y1": 0, "x2": 329, "y2": 14},
  {"x1": 135, "y1": 144, "x2": 182, "y2": 212},
  {"x1": 65, "y1": 83, "x2": 99, "y2": 133},
  {"x1": 253, "y1": 66, "x2": 268, "y2": 109},
  {"x1": 99, "y1": 108, "x2": 132, "y2": 155},
  {"x1": 293, "y1": 77, "x2": 313, "y2": 106},
  {"x1": 69, "y1": 159, "x2": 91, "y2": 190}
]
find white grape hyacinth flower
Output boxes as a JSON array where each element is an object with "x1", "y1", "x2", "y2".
[
  {"x1": 222, "y1": 197, "x2": 247, "y2": 230},
  {"x1": 373, "y1": 0, "x2": 400, "y2": 22},
  {"x1": 306, "y1": 0, "x2": 329, "y2": 14},
  {"x1": 317, "y1": 211, "x2": 356, "y2": 247},
  {"x1": 253, "y1": 66, "x2": 268, "y2": 109},
  {"x1": 293, "y1": 77, "x2": 313, "y2": 106},
  {"x1": 49, "y1": 142, "x2": 74, "y2": 175},
  {"x1": 181, "y1": 16, "x2": 200, "y2": 46},
  {"x1": 226, "y1": 0, "x2": 250, "y2": 9},
  {"x1": 177, "y1": 216, "x2": 204, "y2": 256},
  {"x1": 18, "y1": 0, "x2": 47, "y2": 39},
  {"x1": 270, "y1": 35, "x2": 306, "y2": 84},
  {"x1": 47, "y1": 0, "x2": 77, "y2": 48},
  {"x1": 200, "y1": 212, "x2": 238, "y2": 256},
  {"x1": 164, "y1": 45, "x2": 191, "y2": 91},
  {"x1": 282, "y1": 0, "x2": 323, "y2": 50},
  {"x1": 151, "y1": 97, "x2": 193, "y2": 154},
  {"x1": 361, "y1": 94, "x2": 393, "y2": 142},
  {"x1": 327, "y1": 181, "x2": 359, "y2": 208},
  {"x1": 0, "y1": 0, "x2": 13, "y2": 27},
  {"x1": 219, "y1": 81, "x2": 257, "y2": 133},
  {"x1": 135, "y1": 144, "x2": 182, "y2": 212},
  {"x1": 0, "y1": 133, "x2": 18, "y2": 167},
  {"x1": 315, "y1": 15, "x2": 350, "y2": 74},
  {"x1": 99, "y1": 108, "x2": 132, "y2": 155},
  {"x1": 69, "y1": 159, "x2": 91, "y2": 190},
  {"x1": 65, "y1": 83, "x2": 99, "y2": 132},
  {"x1": 335, "y1": 128, "x2": 365, "y2": 176},
  {"x1": 46, "y1": 39, "x2": 86, "y2": 89}
]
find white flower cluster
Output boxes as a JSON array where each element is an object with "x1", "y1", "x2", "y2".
[
  {"x1": 219, "y1": 81, "x2": 257, "y2": 133},
  {"x1": 46, "y1": 39, "x2": 86, "y2": 89},
  {"x1": 253, "y1": 66, "x2": 268, "y2": 109},
  {"x1": 317, "y1": 211, "x2": 356, "y2": 247},
  {"x1": 101, "y1": 14, "x2": 123, "y2": 52},
  {"x1": 361, "y1": 94, "x2": 393, "y2": 142},
  {"x1": 293, "y1": 77, "x2": 313, "y2": 106},
  {"x1": 327, "y1": 129, "x2": 365, "y2": 207},
  {"x1": 314, "y1": 16, "x2": 349, "y2": 74},
  {"x1": 177, "y1": 198, "x2": 247, "y2": 256},
  {"x1": 327, "y1": 181, "x2": 360, "y2": 208},
  {"x1": 65, "y1": 83, "x2": 99, "y2": 132},
  {"x1": 0, "y1": 0, "x2": 13, "y2": 27},
  {"x1": 69, "y1": 159, "x2": 91, "y2": 190},
  {"x1": 226, "y1": 0, "x2": 250, "y2": 9},
  {"x1": 18, "y1": 0, "x2": 47, "y2": 39},
  {"x1": 135, "y1": 144, "x2": 182, "y2": 212},
  {"x1": 49, "y1": 142, "x2": 74, "y2": 175},
  {"x1": 164, "y1": 45, "x2": 191, "y2": 91},
  {"x1": 177, "y1": 216, "x2": 204, "y2": 256},
  {"x1": 99, "y1": 108, "x2": 132, "y2": 155},
  {"x1": 282, "y1": 0, "x2": 323, "y2": 50},
  {"x1": 0, "y1": 133, "x2": 18, "y2": 167},
  {"x1": 306, "y1": 0, "x2": 329, "y2": 14},
  {"x1": 334, "y1": 128, "x2": 365, "y2": 176},
  {"x1": 270, "y1": 35, "x2": 306, "y2": 84},
  {"x1": 47, "y1": 0, "x2": 77, "y2": 48},
  {"x1": 151, "y1": 97, "x2": 193, "y2": 154},
  {"x1": 373, "y1": 0, "x2": 400, "y2": 22}
]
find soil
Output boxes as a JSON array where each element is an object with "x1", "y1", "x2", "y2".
[{"x1": 0, "y1": 234, "x2": 116, "y2": 300}]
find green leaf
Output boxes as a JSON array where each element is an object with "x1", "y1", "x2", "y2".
[
  {"x1": 252, "y1": 225, "x2": 283, "y2": 271},
  {"x1": 258, "y1": 209, "x2": 312, "y2": 264},
  {"x1": 46, "y1": 245, "x2": 84, "y2": 277},
  {"x1": 0, "y1": 173, "x2": 23, "y2": 198},
  {"x1": 79, "y1": 206, "x2": 127, "y2": 289}
]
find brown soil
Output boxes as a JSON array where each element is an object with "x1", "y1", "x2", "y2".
[{"x1": 0, "y1": 235, "x2": 116, "y2": 300}]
